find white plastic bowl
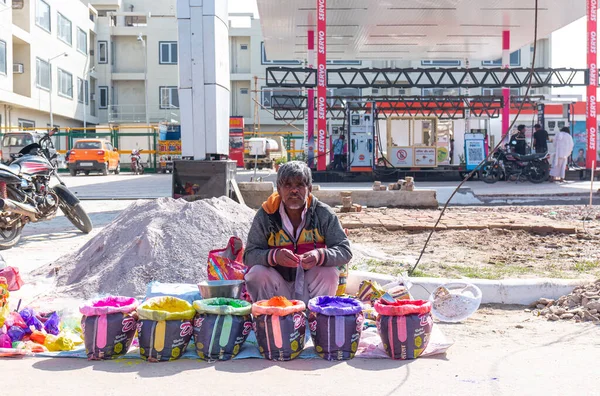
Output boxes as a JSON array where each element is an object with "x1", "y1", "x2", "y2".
[{"x1": 429, "y1": 282, "x2": 482, "y2": 323}]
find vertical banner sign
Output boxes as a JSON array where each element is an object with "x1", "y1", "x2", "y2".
[
  {"x1": 307, "y1": 30, "x2": 315, "y2": 168},
  {"x1": 587, "y1": 0, "x2": 598, "y2": 169},
  {"x1": 317, "y1": 0, "x2": 327, "y2": 171},
  {"x1": 502, "y1": 30, "x2": 510, "y2": 143}
]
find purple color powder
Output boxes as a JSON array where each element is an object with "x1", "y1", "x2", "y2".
[{"x1": 308, "y1": 296, "x2": 363, "y2": 316}]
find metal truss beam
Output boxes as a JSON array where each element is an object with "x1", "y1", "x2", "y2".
[
  {"x1": 270, "y1": 95, "x2": 544, "y2": 121},
  {"x1": 266, "y1": 67, "x2": 588, "y2": 89}
]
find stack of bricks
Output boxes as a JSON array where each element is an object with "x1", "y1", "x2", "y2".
[
  {"x1": 372, "y1": 181, "x2": 388, "y2": 191},
  {"x1": 387, "y1": 177, "x2": 415, "y2": 191},
  {"x1": 339, "y1": 191, "x2": 362, "y2": 213}
]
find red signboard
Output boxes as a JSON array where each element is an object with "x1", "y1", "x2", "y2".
[
  {"x1": 307, "y1": 30, "x2": 315, "y2": 168},
  {"x1": 316, "y1": 0, "x2": 327, "y2": 171},
  {"x1": 587, "y1": 0, "x2": 598, "y2": 169},
  {"x1": 229, "y1": 116, "x2": 244, "y2": 167}
]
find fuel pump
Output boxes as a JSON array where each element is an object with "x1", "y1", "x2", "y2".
[{"x1": 347, "y1": 104, "x2": 375, "y2": 173}]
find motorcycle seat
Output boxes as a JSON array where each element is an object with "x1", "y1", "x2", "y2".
[{"x1": 512, "y1": 152, "x2": 546, "y2": 161}]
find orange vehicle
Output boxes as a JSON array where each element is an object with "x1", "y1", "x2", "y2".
[{"x1": 67, "y1": 139, "x2": 120, "y2": 176}]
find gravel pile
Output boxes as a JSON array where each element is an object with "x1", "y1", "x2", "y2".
[
  {"x1": 531, "y1": 279, "x2": 600, "y2": 323},
  {"x1": 39, "y1": 197, "x2": 255, "y2": 298}
]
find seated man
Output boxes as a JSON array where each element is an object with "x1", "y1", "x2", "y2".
[{"x1": 244, "y1": 161, "x2": 352, "y2": 304}]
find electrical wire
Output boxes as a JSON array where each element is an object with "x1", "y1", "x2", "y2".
[{"x1": 409, "y1": 0, "x2": 541, "y2": 276}]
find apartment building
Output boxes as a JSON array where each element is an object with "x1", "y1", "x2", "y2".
[
  {"x1": 90, "y1": 0, "x2": 179, "y2": 126},
  {"x1": 0, "y1": 0, "x2": 97, "y2": 131},
  {"x1": 229, "y1": 16, "x2": 552, "y2": 133}
]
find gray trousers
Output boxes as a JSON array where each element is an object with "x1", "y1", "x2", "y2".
[{"x1": 245, "y1": 265, "x2": 339, "y2": 304}]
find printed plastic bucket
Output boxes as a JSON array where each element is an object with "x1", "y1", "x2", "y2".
[
  {"x1": 252, "y1": 297, "x2": 306, "y2": 361},
  {"x1": 192, "y1": 298, "x2": 253, "y2": 361},
  {"x1": 137, "y1": 297, "x2": 195, "y2": 362},
  {"x1": 308, "y1": 296, "x2": 364, "y2": 361},
  {"x1": 79, "y1": 296, "x2": 139, "y2": 360},
  {"x1": 374, "y1": 299, "x2": 433, "y2": 360}
]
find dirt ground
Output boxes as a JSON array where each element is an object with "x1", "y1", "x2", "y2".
[{"x1": 348, "y1": 205, "x2": 600, "y2": 280}]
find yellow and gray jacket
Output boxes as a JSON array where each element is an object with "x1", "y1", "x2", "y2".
[{"x1": 243, "y1": 193, "x2": 352, "y2": 284}]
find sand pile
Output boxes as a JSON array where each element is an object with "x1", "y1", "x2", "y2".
[
  {"x1": 531, "y1": 279, "x2": 600, "y2": 323},
  {"x1": 40, "y1": 197, "x2": 255, "y2": 298}
]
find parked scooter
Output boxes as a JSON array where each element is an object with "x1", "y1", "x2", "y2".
[{"x1": 130, "y1": 149, "x2": 145, "y2": 175}]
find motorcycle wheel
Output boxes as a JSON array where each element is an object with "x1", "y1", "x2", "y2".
[
  {"x1": 0, "y1": 225, "x2": 23, "y2": 250},
  {"x1": 528, "y1": 162, "x2": 550, "y2": 184},
  {"x1": 59, "y1": 201, "x2": 93, "y2": 234},
  {"x1": 480, "y1": 161, "x2": 500, "y2": 184}
]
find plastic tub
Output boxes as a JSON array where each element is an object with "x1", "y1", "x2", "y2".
[
  {"x1": 192, "y1": 298, "x2": 252, "y2": 361},
  {"x1": 374, "y1": 299, "x2": 433, "y2": 360},
  {"x1": 137, "y1": 297, "x2": 195, "y2": 362},
  {"x1": 79, "y1": 296, "x2": 139, "y2": 360},
  {"x1": 252, "y1": 297, "x2": 306, "y2": 361},
  {"x1": 307, "y1": 296, "x2": 364, "y2": 361}
]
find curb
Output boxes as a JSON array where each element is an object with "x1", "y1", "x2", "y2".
[{"x1": 347, "y1": 270, "x2": 587, "y2": 306}]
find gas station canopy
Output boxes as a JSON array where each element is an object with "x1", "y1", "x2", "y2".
[{"x1": 257, "y1": 0, "x2": 585, "y2": 61}]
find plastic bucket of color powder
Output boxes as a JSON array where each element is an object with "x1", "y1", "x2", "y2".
[
  {"x1": 137, "y1": 297, "x2": 195, "y2": 362},
  {"x1": 79, "y1": 296, "x2": 139, "y2": 360},
  {"x1": 192, "y1": 298, "x2": 252, "y2": 361},
  {"x1": 374, "y1": 299, "x2": 433, "y2": 360},
  {"x1": 308, "y1": 296, "x2": 364, "y2": 361},
  {"x1": 252, "y1": 297, "x2": 306, "y2": 361}
]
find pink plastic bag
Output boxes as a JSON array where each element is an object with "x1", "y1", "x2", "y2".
[
  {"x1": 206, "y1": 237, "x2": 250, "y2": 301},
  {"x1": 0, "y1": 267, "x2": 24, "y2": 291}
]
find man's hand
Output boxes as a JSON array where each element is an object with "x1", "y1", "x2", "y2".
[
  {"x1": 274, "y1": 249, "x2": 299, "y2": 268},
  {"x1": 299, "y1": 250, "x2": 321, "y2": 270}
]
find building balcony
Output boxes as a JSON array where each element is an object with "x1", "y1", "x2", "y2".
[
  {"x1": 108, "y1": 105, "x2": 180, "y2": 124},
  {"x1": 89, "y1": 0, "x2": 122, "y2": 7},
  {"x1": 111, "y1": 72, "x2": 146, "y2": 81}
]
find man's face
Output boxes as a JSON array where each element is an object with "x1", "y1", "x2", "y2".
[{"x1": 278, "y1": 176, "x2": 311, "y2": 210}]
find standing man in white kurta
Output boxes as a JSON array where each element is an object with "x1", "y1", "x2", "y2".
[{"x1": 550, "y1": 127, "x2": 575, "y2": 183}]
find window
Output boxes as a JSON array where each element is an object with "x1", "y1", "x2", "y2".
[
  {"x1": 240, "y1": 44, "x2": 248, "y2": 50},
  {"x1": 74, "y1": 141, "x2": 101, "y2": 149},
  {"x1": 18, "y1": 119, "x2": 36, "y2": 129},
  {"x1": 159, "y1": 42, "x2": 178, "y2": 64},
  {"x1": 261, "y1": 88, "x2": 303, "y2": 108},
  {"x1": 77, "y1": 28, "x2": 88, "y2": 55},
  {"x1": 421, "y1": 60, "x2": 461, "y2": 66},
  {"x1": 57, "y1": 13, "x2": 72, "y2": 45},
  {"x1": 57, "y1": 69, "x2": 73, "y2": 98},
  {"x1": 3, "y1": 133, "x2": 35, "y2": 147},
  {"x1": 111, "y1": 41, "x2": 115, "y2": 65},
  {"x1": 85, "y1": 80, "x2": 89, "y2": 105},
  {"x1": 261, "y1": 42, "x2": 302, "y2": 65},
  {"x1": 0, "y1": 40, "x2": 6, "y2": 75},
  {"x1": 482, "y1": 50, "x2": 521, "y2": 66},
  {"x1": 36, "y1": 58, "x2": 51, "y2": 90},
  {"x1": 77, "y1": 78, "x2": 87, "y2": 103},
  {"x1": 99, "y1": 86, "x2": 108, "y2": 108},
  {"x1": 482, "y1": 88, "x2": 521, "y2": 97},
  {"x1": 422, "y1": 88, "x2": 459, "y2": 96},
  {"x1": 240, "y1": 88, "x2": 249, "y2": 95},
  {"x1": 98, "y1": 41, "x2": 108, "y2": 63},
  {"x1": 160, "y1": 86, "x2": 179, "y2": 109},
  {"x1": 36, "y1": 0, "x2": 51, "y2": 32}
]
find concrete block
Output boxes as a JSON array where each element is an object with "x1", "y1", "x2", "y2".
[
  {"x1": 178, "y1": 88, "x2": 195, "y2": 158},
  {"x1": 238, "y1": 182, "x2": 274, "y2": 209},
  {"x1": 204, "y1": 84, "x2": 230, "y2": 155},
  {"x1": 202, "y1": 15, "x2": 230, "y2": 88},
  {"x1": 313, "y1": 190, "x2": 438, "y2": 209},
  {"x1": 176, "y1": 0, "x2": 191, "y2": 18},
  {"x1": 177, "y1": 19, "x2": 193, "y2": 89}
]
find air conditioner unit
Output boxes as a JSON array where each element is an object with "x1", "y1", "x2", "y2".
[
  {"x1": 13, "y1": 64, "x2": 24, "y2": 74},
  {"x1": 12, "y1": 0, "x2": 24, "y2": 9}
]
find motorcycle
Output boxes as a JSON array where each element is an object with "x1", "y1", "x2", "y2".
[
  {"x1": 0, "y1": 130, "x2": 93, "y2": 249},
  {"x1": 130, "y1": 149, "x2": 144, "y2": 175},
  {"x1": 480, "y1": 144, "x2": 550, "y2": 184}
]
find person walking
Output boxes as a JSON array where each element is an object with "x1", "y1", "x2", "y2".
[
  {"x1": 532, "y1": 124, "x2": 550, "y2": 154},
  {"x1": 332, "y1": 134, "x2": 346, "y2": 171},
  {"x1": 510, "y1": 125, "x2": 528, "y2": 155},
  {"x1": 550, "y1": 126, "x2": 574, "y2": 183}
]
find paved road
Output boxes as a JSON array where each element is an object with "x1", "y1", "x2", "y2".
[{"x1": 60, "y1": 171, "x2": 599, "y2": 205}]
